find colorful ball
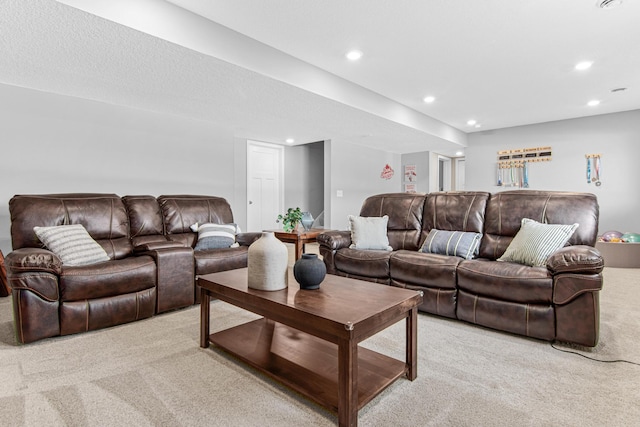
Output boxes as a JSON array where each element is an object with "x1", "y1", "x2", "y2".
[
  {"x1": 600, "y1": 230, "x2": 623, "y2": 242},
  {"x1": 621, "y1": 232, "x2": 640, "y2": 243}
]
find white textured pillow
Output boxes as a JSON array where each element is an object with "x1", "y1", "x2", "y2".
[
  {"x1": 498, "y1": 218, "x2": 578, "y2": 267},
  {"x1": 34, "y1": 224, "x2": 110, "y2": 266},
  {"x1": 348, "y1": 215, "x2": 392, "y2": 251}
]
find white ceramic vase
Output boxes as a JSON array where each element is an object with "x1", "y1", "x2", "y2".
[{"x1": 247, "y1": 232, "x2": 289, "y2": 291}]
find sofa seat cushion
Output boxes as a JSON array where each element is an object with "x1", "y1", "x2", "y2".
[
  {"x1": 390, "y1": 250, "x2": 461, "y2": 290},
  {"x1": 457, "y1": 259, "x2": 552, "y2": 304},
  {"x1": 334, "y1": 248, "x2": 391, "y2": 279},
  {"x1": 60, "y1": 256, "x2": 156, "y2": 302},
  {"x1": 194, "y1": 246, "x2": 249, "y2": 275}
]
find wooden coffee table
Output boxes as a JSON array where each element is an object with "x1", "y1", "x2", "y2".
[{"x1": 199, "y1": 268, "x2": 422, "y2": 427}]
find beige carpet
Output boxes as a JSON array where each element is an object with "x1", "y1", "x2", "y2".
[{"x1": 0, "y1": 264, "x2": 638, "y2": 426}]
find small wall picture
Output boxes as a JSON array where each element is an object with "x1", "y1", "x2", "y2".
[
  {"x1": 404, "y1": 165, "x2": 417, "y2": 182},
  {"x1": 405, "y1": 183, "x2": 417, "y2": 193}
]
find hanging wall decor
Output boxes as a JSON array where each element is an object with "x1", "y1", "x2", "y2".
[
  {"x1": 585, "y1": 154, "x2": 602, "y2": 186},
  {"x1": 404, "y1": 165, "x2": 417, "y2": 182},
  {"x1": 496, "y1": 146, "x2": 552, "y2": 187},
  {"x1": 380, "y1": 164, "x2": 394, "y2": 180}
]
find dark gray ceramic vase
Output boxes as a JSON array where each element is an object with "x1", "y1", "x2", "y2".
[{"x1": 293, "y1": 253, "x2": 326, "y2": 290}]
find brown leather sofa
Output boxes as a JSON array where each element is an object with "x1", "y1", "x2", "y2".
[
  {"x1": 318, "y1": 190, "x2": 604, "y2": 347},
  {"x1": 5, "y1": 193, "x2": 259, "y2": 344}
]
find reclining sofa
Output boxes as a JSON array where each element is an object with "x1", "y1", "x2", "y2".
[
  {"x1": 318, "y1": 190, "x2": 604, "y2": 347},
  {"x1": 5, "y1": 193, "x2": 260, "y2": 344}
]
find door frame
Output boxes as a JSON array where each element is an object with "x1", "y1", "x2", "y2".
[
  {"x1": 455, "y1": 157, "x2": 465, "y2": 191},
  {"x1": 438, "y1": 155, "x2": 452, "y2": 192}
]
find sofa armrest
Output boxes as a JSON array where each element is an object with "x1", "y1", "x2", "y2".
[
  {"x1": 317, "y1": 231, "x2": 351, "y2": 276},
  {"x1": 546, "y1": 246, "x2": 604, "y2": 275},
  {"x1": 317, "y1": 230, "x2": 352, "y2": 251},
  {"x1": 5, "y1": 248, "x2": 63, "y2": 276},
  {"x1": 236, "y1": 232, "x2": 263, "y2": 247},
  {"x1": 139, "y1": 246, "x2": 195, "y2": 313}
]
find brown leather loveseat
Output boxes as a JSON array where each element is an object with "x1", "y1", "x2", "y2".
[
  {"x1": 5, "y1": 193, "x2": 259, "y2": 344},
  {"x1": 318, "y1": 190, "x2": 604, "y2": 347}
]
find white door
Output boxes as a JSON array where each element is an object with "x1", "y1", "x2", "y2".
[{"x1": 247, "y1": 141, "x2": 284, "y2": 232}]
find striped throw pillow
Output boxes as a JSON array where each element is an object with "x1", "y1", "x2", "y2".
[
  {"x1": 420, "y1": 229, "x2": 482, "y2": 259},
  {"x1": 498, "y1": 218, "x2": 578, "y2": 267},
  {"x1": 193, "y1": 223, "x2": 240, "y2": 251},
  {"x1": 33, "y1": 224, "x2": 110, "y2": 266}
]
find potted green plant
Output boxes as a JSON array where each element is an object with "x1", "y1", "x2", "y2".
[{"x1": 277, "y1": 207, "x2": 303, "y2": 232}]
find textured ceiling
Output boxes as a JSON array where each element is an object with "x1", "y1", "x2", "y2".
[{"x1": 2, "y1": 0, "x2": 639, "y2": 156}]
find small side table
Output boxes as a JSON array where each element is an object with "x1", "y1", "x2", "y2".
[{"x1": 267, "y1": 228, "x2": 326, "y2": 261}]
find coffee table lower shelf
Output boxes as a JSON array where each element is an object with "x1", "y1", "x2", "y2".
[{"x1": 209, "y1": 318, "x2": 407, "y2": 413}]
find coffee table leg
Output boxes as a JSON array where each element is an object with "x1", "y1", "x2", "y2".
[
  {"x1": 338, "y1": 339, "x2": 358, "y2": 427},
  {"x1": 406, "y1": 306, "x2": 418, "y2": 380},
  {"x1": 200, "y1": 287, "x2": 210, "y2": 348}
]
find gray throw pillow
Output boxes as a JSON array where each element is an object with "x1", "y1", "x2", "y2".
[
  {"x1": 420, "y1": 229, "x2": 482, "y2": 259},
  {"x1": 193, "y1": 223, "x2": 240, "y2": 251}
]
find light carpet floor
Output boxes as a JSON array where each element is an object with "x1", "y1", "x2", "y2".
[{"x1": 0, "y1": 266, "x2": 638, "y2": 426}]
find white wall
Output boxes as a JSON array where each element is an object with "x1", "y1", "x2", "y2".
[
  {"x1": 326, "y1": 139, "x2": 401, "y2": 230},
  {"x1": 0, "y1": 84, "x2": 402, "y2": 253},
  {"x1": 465, "y1": 110, "x2": 640, "y2": 234},
  {"x1": 0, "y1": 84, "x2": 242, "y2": 253},
  {"x1": 6, "y1": 84, "x2": 634, "y2": 252}
]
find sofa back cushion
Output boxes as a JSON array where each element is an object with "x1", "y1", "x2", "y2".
[
  {"x1": 158, "y1": 195, "x2": 235, "y2": 247},
  {"x1": 480, "y1": 190, "x2": 599, "y2": 260},
  {"x1": 9, "y1": 194, "x2": 132, "y2": 259},
  {"x1": 359, "y1": 193, "x2": 425, "y2": 251},
  {"x1": 122, "y1": 195, "x2": 167, "y2": 246},
  {"x1": 420, "y1": 192, "x2": 490, "y2": 244}
]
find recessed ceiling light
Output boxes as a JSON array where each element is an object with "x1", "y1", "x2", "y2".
[
  {"x1": 587, "y1": 100, "x2": 600, "y2": 107},
  {"x1": 475, "y1": 124, "x2": 482, "y2": 128},
  {"x1": 285, "y1": 138, "x2": 295, "y2": 144},
  {"x1": 575, "y1": 61, "x2": 593, "y2": 71},
  {"x1": 346, "y1": 50, "x2": 363, "y2": 61},
  {"x1": 455, "y1": 151, "x2": 463, "y2": 156},
  {"x1": 467, "y1": 119, "x2": 477, "y2": 126},
  {"x1": 423, "y1": 96, "x2": 436, "y2": 103}
]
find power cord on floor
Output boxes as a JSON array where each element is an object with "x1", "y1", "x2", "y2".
[{"x1": 550, "y1": 342, "x2": 640, "y2": 366}]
